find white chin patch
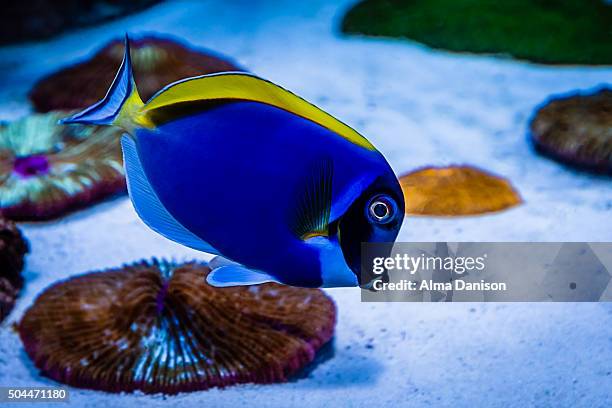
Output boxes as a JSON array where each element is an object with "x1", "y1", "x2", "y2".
[{"x1": 306, "y1": 236, "x2": 358, "y2": 288}]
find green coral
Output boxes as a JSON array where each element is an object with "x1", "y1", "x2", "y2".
[{"x1": 341, "y1": 0, "x2": 612, "y2": 65}]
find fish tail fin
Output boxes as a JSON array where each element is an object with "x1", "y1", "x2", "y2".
[{"x1": 60, "y1": 34, "x2": 150, "y2": 132}]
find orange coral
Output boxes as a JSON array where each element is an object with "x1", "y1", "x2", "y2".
[
  {"x1": 19, "y1": 259, "x2": 336, "y2": 394},
  {"x1": 399, "y1": 165, "x2": 522, "y2": 216}
]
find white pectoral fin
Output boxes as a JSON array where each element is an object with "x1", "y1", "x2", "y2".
[
  {"x1": 121, "y1": 135, "x2": 220, "y2": 255},
  {"x1": 208, "y1": 255, "x2": 240, "y2": 269},
  {"x1": 206, "y1": 263, "x2": 279, "y2": 287}
]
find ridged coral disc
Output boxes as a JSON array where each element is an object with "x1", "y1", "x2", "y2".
[
  {"x1": 0, "y1": 216, "x2": 28, "y2": 322},
  {"x1": 19, "y1": 260, "x2": 336, "y2": 394},
  {"x1": 0, "y1": 112, "x2": 125, "y2": 220},
  {"x1": 29, "y1": 36, "x2": 242, "y2": 112},
  {"x1": 530, "y1": 89, "x2": 612, "y2": 173},
  {"x1": 399, "y1": 166, "x2": 522, "y2": 216}
]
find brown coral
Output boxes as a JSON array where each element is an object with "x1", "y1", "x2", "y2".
[
  {"x1": 530, "y1": 88, "x2": 612, "y2": 173},
  {"x1": 29, "y1": 36, "x2": 242, "y2": 112},
  {"x1": 0, "y1": 216, "x2": 29, "y2": 322},
  {"x1": 399, "y1": 165, "x2": 522, "y2": 216},
  {"x1": 19, "y1": 259, "x2": 336, "y2": 394}
]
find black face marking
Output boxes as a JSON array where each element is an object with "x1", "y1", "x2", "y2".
[{"x1": 337, "y1": 175, "x2": 405, "y2": 286}]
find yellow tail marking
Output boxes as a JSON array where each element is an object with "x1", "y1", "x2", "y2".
[
  {"x1": 143, "y1": 73, "x2": 376, "y2": 150},
  {"x1": 112, "y1": 88, "x2": 154, "y2": 133}
]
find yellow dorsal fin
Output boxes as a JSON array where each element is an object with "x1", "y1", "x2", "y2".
[{"x1": 142, "y1": 73, "x2": 376, "y2": 151}]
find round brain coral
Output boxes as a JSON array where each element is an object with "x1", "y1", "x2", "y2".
[
  {"x1": 0, "y1": 112, "x2": 125, "y2": 220},
  {"x1": 0, "y1": 216, "x2": 28, "y2": 322},
  {"x1": 399, "y1": 165, "x2": 522, "y2": 216},
  {"x1": 18, "y1": 259, "x2": 336, "y2": 394},
  {"x1": 530, "y1": 88, "x2": 612, "y2": 174},
  {"x1": 29, "y1": 36, "x2": 242, "y2": 113}
]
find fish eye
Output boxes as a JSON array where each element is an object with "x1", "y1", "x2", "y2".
[{"x1": 367, "y1": 195, "x2": 397, "y2": 224}]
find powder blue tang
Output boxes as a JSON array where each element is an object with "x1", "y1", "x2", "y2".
[{"x1": 62, "y1": 36, "x2": 405, "y2": 288}]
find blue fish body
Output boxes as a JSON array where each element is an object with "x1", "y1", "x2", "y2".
[
  {"x1": 135, "y1": 101, "x2": 391, "y2": 286},
  {"x1": 63, "y1": 37, "x2": 404, "y2": 288}
]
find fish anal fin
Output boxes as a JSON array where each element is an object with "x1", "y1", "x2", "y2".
[{"x1": 206, "y1": 265, "x2": 278, "y2": 287}]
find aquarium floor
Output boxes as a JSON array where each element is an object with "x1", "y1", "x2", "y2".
[{"x1": 0, "y1": 1, "x2": 611, "y2": 407}]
